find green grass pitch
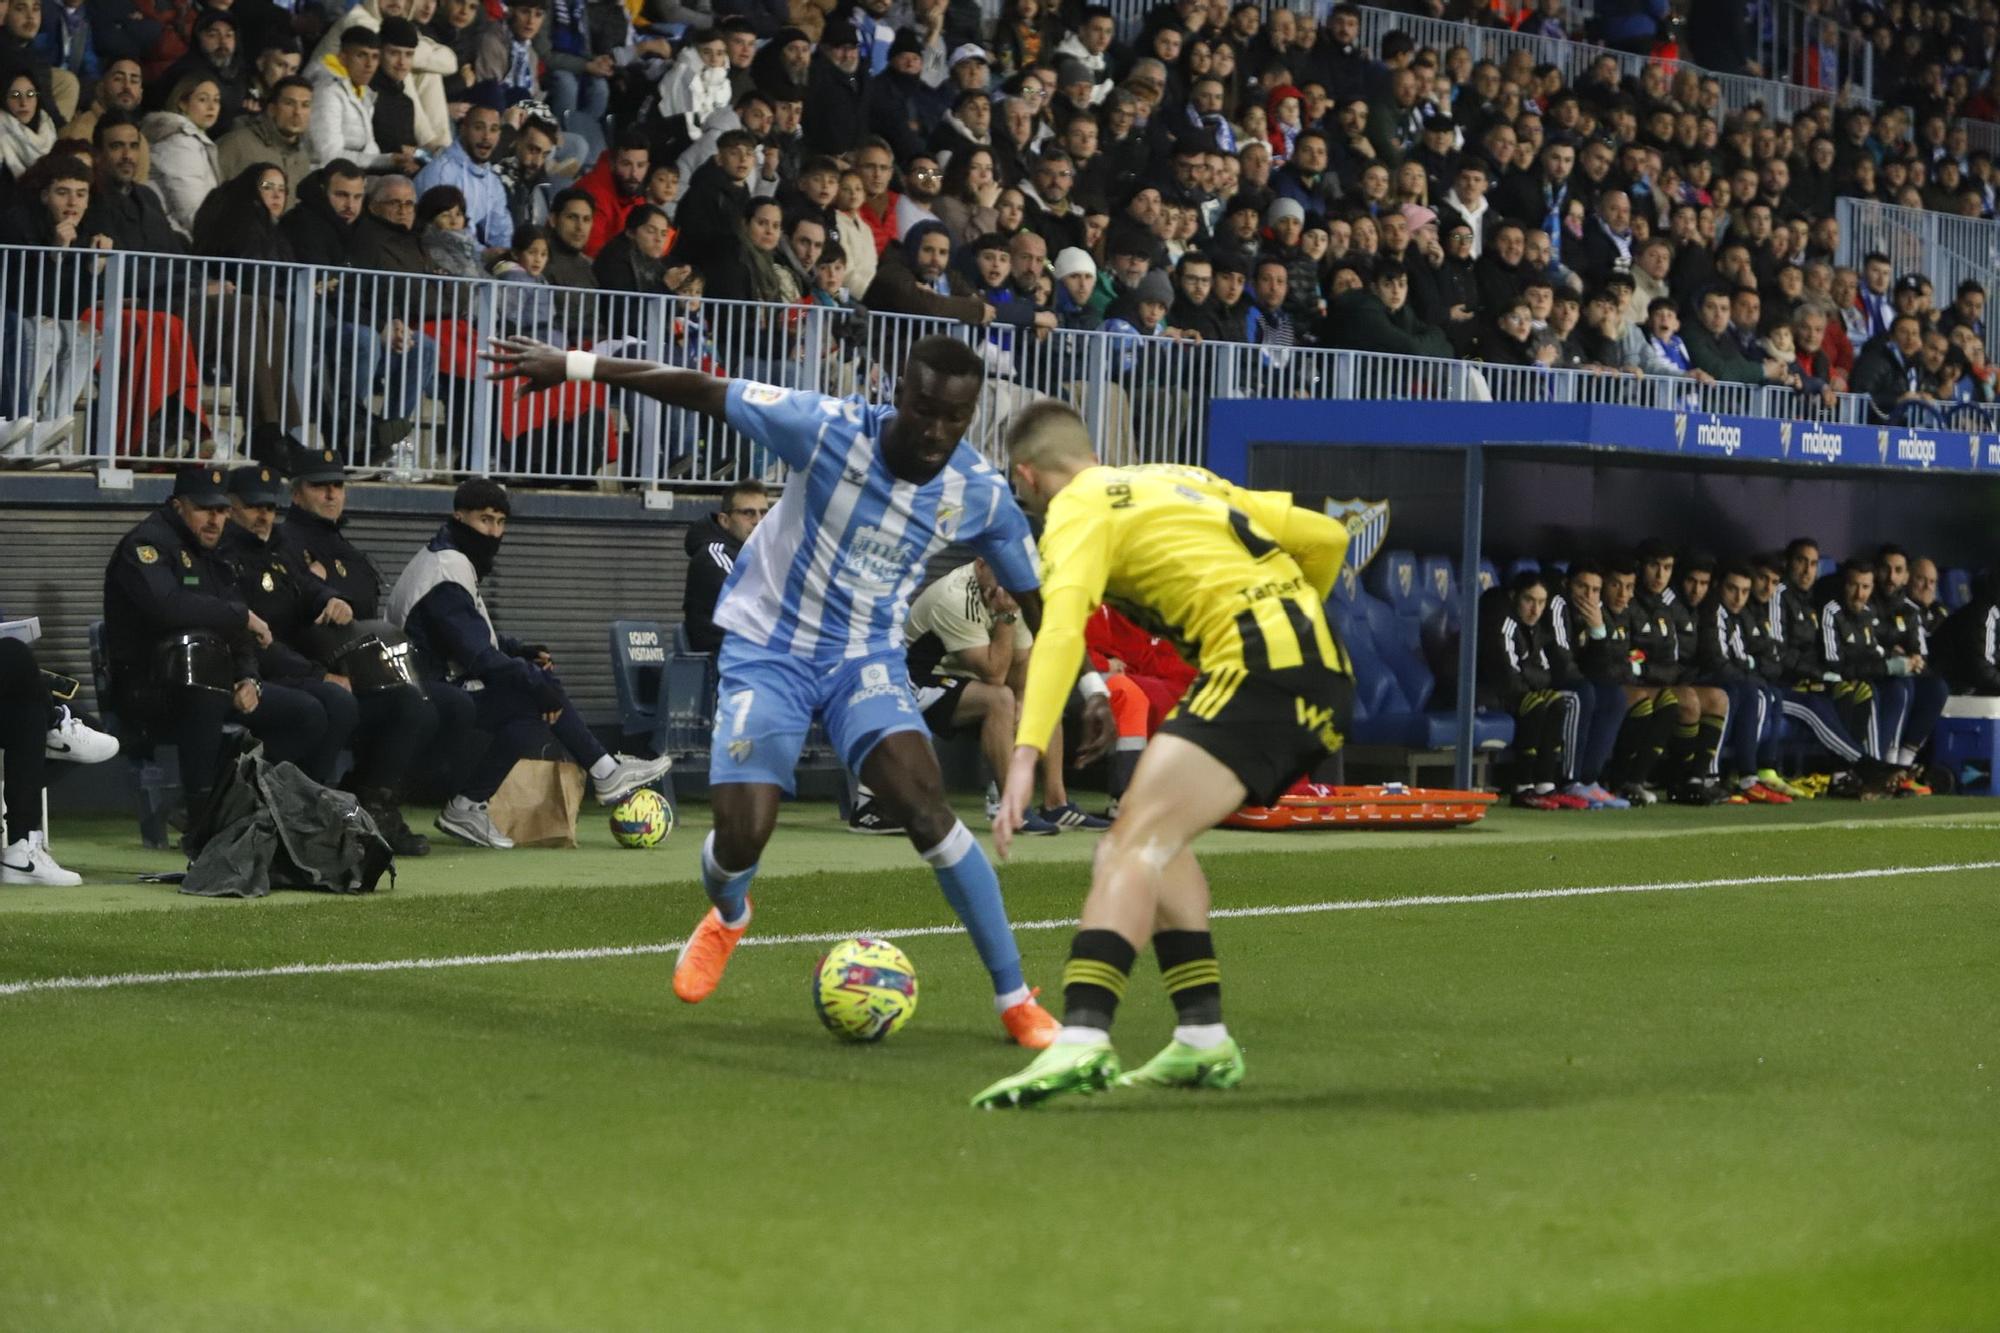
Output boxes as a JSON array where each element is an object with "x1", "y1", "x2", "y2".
[{"x1": 1, "y1": 800, "x2": 1996, "y2": 1331}]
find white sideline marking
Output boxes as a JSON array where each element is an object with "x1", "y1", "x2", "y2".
[{"x1": 2, "y1": 860, "x2": 1995, "y2": 1000}]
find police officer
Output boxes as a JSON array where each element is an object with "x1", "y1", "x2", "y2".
[
  {"x1": 277, "y1": 448, "x2": 478, "y2": 847},
  {"x1": 386, "y1": 478, "x2": 670, "y2": 849},
  {"x1": 222, "y1": 465, "x2": 434, "y2": 856},
  {"x1": 102, "y1": 465, "x2": 333, "y2": 832}
]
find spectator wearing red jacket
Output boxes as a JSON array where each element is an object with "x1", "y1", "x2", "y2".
[{"x1": 575, "y1": 128, "x2": 648, "y2": 256}]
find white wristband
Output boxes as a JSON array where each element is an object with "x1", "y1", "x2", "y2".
[
  {"x1": 1078, "y1": 671, "x2": 1110, "y2": 701},
  {"x1": 564, "y1": 350, "x2": 598, "y2": 382}
]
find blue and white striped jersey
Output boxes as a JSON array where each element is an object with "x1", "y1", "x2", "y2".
[{"x1": 712, "y1": 380, "x2": 1041, "y2": 661}]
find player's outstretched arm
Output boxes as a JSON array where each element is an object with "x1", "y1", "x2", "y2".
[{"x1": 484, "y1": 337, "x2": 729, "y2": 421}]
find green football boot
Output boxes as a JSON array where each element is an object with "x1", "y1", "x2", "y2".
[
  {"x1": 1115, "y1": 1037, "x2": 1246, "y2": 1090},
  {"x1": 970, "y1": 1041, "x2": 1122, "y2": 1109}
]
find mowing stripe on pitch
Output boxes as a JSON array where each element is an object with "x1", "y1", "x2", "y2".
[{"x1": 2, "y1": 859, "x2": 1995, "y2": 999}]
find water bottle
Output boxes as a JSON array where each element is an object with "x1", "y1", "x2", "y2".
[{"x1": 386, "y1": 440, "x2": 421, "y2": 483}]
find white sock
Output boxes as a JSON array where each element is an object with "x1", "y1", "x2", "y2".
[
  {"x1": 993, "y1": 984, "x2": 1032, "y2": 1012},
  {"x1": 1893, "y1": 745, "x2": 1918, "y2": 766},
  {"x1": 588, "y1": 755, "x2": 618, "y2": 780},
  {"x1": 1533, "y1": 782, "x2": 1556, "y2": 794},
  {"x1": 1174, "y1": 1023, "x2": 1229, "y2": 1050},
  {"x1": 1054, "y1": 1025, "x2": 1108, "y2": 1046}
]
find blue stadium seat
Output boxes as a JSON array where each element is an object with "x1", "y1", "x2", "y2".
[
  {"x1": 1418, "y1": 555, "x2": 1456, "y2": 618},
  {"x1": 1477, "y1": 559, "x2": 1501, "y2": 592},
  {"x1": 1818, "y1": 555, "x2": 1838, "y2": 579},
  {"x1": 1327, "y1": 567, "x2": 1514, "y2": 762},
  {"x1": 1945, "y1": 568, "x2": 1973, "y2": 610},
  {"x1": 607, "y1": 620, "x2": 666, "y2": 748},
  {"x1": 1371, "y1": 549, "x2": 1425, "y2": 619},
  {"x1": 1505, "y1": 557, "x2": 1540, "y2": 584}
]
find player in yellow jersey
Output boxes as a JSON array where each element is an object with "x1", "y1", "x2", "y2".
[{"x1": 973, "y1": 401, "x2": 1370, "y2": 1109}]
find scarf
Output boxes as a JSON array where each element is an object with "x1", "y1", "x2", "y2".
[
  {"x1": 506, "y1": 38, "x2": 536, "y2": 92},
  {"x1": 1596, "y1": 215, "x2": 1633, "y2": 266},
  {"x1": 448, "y1": 518, "x2": 500, "y2": 578},
  {"x1": 1650, "y1": 332, "x2": 1690, "y2": 371},
  {"x1": 0, "y1": 110, "x2": 57, "y2": 178},
  {"x1": 549, "y1": 0, "x2": 586, "y2": 54}
]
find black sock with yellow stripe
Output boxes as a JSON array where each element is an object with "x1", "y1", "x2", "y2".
[
  {"x1": 1154, "y1": 930, "x2": 1222, "y2": 1025},
  {"x1": 1061, "y1": 930, "x2": 1137, "y2": 1031}
]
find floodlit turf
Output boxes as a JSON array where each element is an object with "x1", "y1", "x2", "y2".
[{"x1": 1, "y1": 803, "x2": 1996, "y2": 1331}]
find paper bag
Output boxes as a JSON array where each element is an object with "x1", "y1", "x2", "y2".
[{"x1": 488, "y1": 759, "x2": 585, "y2": 848}]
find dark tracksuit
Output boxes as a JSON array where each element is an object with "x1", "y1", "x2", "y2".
[
  {"x1": 398, "y1": 525, "x2": 608, "y2": 802},
  {"x1": 680, "y1": 518, "x2": 744, "y2": 653},
  {"x1": 1871, "y1": 589, "x2": 1950, "y2": 759},
  {"x1": 1479, "y1": 596, "x2": 1579, "y2": 786},
  {"x1": 102, "y1": 504, "x2": 331, "y2": 804},
  {"x1": 276, "y1": 504, "x2": 477, "y2": 795},
  {"x1": 1697, "y1": 600, "x2": 1780, "y2": 776},
  {"x1": 1816, "y1": 597, "x2": 1902, "y2": 760},
  {"x1": 1936, "y1": 593, "x2": 2000, "y2": 694},
  {"x1": 1635, "y1": 586, "x2": 1724, "y2": 779},
  {"x1": 1746, "y1": 594, "x2": 1863, "y2": 763},
  {"x1": 1547, "y1": 591, "x2": 1630, "y2": 786}
]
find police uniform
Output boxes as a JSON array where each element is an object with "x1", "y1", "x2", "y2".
[
  {"x1": 1019, "y1": 464, "x2": 1353, "y2": 806},
  {"x1": 100, "y1": 466, "x2": 332, "y2": 813}
]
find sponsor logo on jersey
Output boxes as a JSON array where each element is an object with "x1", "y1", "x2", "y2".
[
  {"x1": 744, "y1": 382, "x2": 787, "y2": 405},
  {"x1": 841, "y1": 525, "x2": 916, "y2": 593}
]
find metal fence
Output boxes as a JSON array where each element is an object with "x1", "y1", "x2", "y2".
[
  {"x1": 0, "y1": 240, "x2": 1913, "y2": 487},
  {"x1": 1837, "y1": 195, "x2": 2000, "y2": 356}
]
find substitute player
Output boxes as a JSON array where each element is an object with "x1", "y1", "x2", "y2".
[
  {"x1": 973, "y1": 401, "x2": 1372, "y2": 1108},
  {"x1": 486, "y1": 335, "x2": 1113, "y2": 1047}
]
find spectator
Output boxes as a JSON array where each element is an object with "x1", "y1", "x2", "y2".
[
  {"x1": 1938, "y1": 279, "x2": 1985, "y2": 339},
  {"x1": 308, "y1": 28, "x2": 411, "y2": 173},
  {"x1": 159, "y1": 10, "x2": 248, "y2": 134},
  {"x1": 865, "y1": 30, "x2": 939, "y2": 161},
  {"x1": 704, "y1": 196, "x2": 799, "y2": 302},
  {"x1": 1023, "y1": 145, "x2": 1086, "y2": 253},
  {"x1": 140, "y1": 72, "x2": 222, "y2": 234},
  {"x1": 801, "y1": 18, "x2": 865, "y2": 156},
  {"x1": 216, "y1": 73, "x2": 313, "y2": 210},
  {"x1": 542, "y1": 185, "x2": 594, "y2": 287},
  {"x1": 674, "y1": 123, "x2": 755, "y2": 267},
  {"x1": 1851, "y1": 314, "x2": 1933, "y2": 420},
  {"x1": 934, "y1": 142, "x2": 999, "y2": 246},
  {"x1": 474, "y1": 0, "x2": 546, "y2": 104},
  {"x1": 573, "y1": 127, "x2": 644, "y2": 255},
  {"x1": 863, "y1": 216, "x2": 991, "y2": 323},
  {"x1": 490, "y1": 104, "x2": 556, "y2": 236},
  {"x1": 418, "y1": 183, "x2": 482, "y2": 276},
  {"x1": 681, "y1": 480, "x2": 768, "y2": 652},
  {"x1": 1322, "y1": 258, "x2": 1450, "y2": 358},
  {"x1": 351, "y1": 170, "x2": 425, "y2": 270},
  {"x1": 0, "y1": 66, "x2": 56, "y2": 179},
  {"x1": 1167, "y1": 250, "x2": 1226, "y2": 341},
  {"x1": 830, "y1": 165, "x2": 878, "y2": 296},
  {"x1": 411, "y1": 96, "x2": 511, "y2": 247},
  {"x1": 367, "y1": 17, "x2": 423, "y2": 160},
  {"x1": 63, "y1": 57, "x2": 149, "y2": 177},
  {"x1": 34, "y1": 0, "x2": 98, "y2": 90},
  {"x1": 1683, "y1": 286, "x2": 1791, "y2": 386},
  {"x1": 3, "y1": 0, "x2": 74, "y2": 122},
  {"x1": 1571, "y1": 188, "x2": 1635, "y2": 289},
  {"x1": 591, "y1": 202, "x2": 669, "y2": 293}
]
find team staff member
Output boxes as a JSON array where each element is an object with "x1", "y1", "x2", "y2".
[
  {"x1": 387, "y1": 478, "x2": 670, "y2": 849},
  {"x1": 1480, "y1": 572, "x2": 1586, "y2": 810},
  {"x1": 1633, "y1": 540, "x2": 1729, "y2": 802},
  {"x1": 1600, "y1": 556, "x2": 1677, "y2": 804},
  {"x1": 1870, "y1": 543, "x2": 1950, "y2": 773},
  {"x1": 1695, "y1": 563, "x2": 1792, "y2": 803},
  {"x1": 102, "y1": 466, "x2": 334, "y2": 838},
  {"x1": 227, "y1": 464, "x2": 435, "y2": 856},
  {"x1": 277, "y1": 447, "x2": 480, "y2": 810},
  {"x1": 1745, "y1": 552, "x2": 1866, "y2": 778},
  {"x1": 680, "y1": 480, "x2": 769, "y2": 653},
  {"x1": 977, "y1": 402, "x2": 1374, "y2": 1108},
  {"x1": 1545, "y1": 561, "x2": 1632, "y2": 808},
  {"x1": 1936, "y1": 569, "x2": 2000, "y2": 694}
]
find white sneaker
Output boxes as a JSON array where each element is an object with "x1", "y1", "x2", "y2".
[
  {"x1": 45, "y1": 707, "x2": 120, "y2": 764},
  {"x1": 593, "y1": 753, "x2": 673, "y2": 806},
  {"x1": 434, "y1": 796, "x2": 515, "y2": 849},
  {"x1": 2, "y1": 834, "x2": 82, "y2": 886}
]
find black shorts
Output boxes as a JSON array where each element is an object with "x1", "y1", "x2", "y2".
[
  {"x1": 914, "y1": 677, "x2": 971, "y2": 733},
  {"x1": 1159, "y1": 664, "x2": 1353, "y2": 807}
]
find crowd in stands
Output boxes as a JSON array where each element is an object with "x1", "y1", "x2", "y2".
[{"x1": 10, "y1": 0, "x2": 2000, "y2": 459}]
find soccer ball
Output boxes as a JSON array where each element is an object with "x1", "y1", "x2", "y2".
[
  {"x1": 608, "y1": 787, "x2": 672, "y2": 848},
  {"x1": 812, "y1": 937, "x2": 919, "y2": 1041}
]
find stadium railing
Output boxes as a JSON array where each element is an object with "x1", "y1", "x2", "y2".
[
  {"x1": 0, "y1": 241, "x2": 1913, "y2": 487},
  {"x1": 1837, "y1": 195, "x2": 2000, "y2": 356}
]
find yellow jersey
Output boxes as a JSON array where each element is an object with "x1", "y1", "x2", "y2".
[{"x1": 1016, "y1": 464, "x2": 1353, "y2": 752}]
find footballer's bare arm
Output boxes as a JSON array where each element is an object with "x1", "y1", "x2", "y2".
[{"x1": 484, "y1": 337, "x2": 729, "y2": 421}]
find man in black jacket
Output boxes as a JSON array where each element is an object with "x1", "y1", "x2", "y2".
[
  {"x1": 681, "y1": 481, "x2": 769, "y2": 652},
  {"x1": 1478, "y1": 571, "x2": 1585, "y2": 809},
  {"x1": 1936, "y1": 571, "x2": 2000, "y2": 694},
  {"x1": 1633, "y1": 538, "x2": 1731, "y2": 802},
  {"x1": 101, "y1": 466, "x2": 336, "y2": 832},
  {"x1": 386, "y1": 478, "x2": 671, "y2": 848},
  {"x1": 802, "y1": 20, "x2": 866, "y2": 157},
  {"x1": 1694, "y1": 562, "x2": 1794, "y2": 802},
  {"x1": 1546, "y1": 560, "x2": 1635, "y2": 807},
  {"x1": 1167, "y1": 251, "x2": 1228, "y2": 342},
  {"x1": 1746, "y1": 551, "x2": 1867, "y2": 779}
]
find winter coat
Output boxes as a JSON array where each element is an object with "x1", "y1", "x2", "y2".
[
  {"x1": 140, "y1": 109, "x2": 218, "y2": 235},
  {"x1": 216, "y1": 112, "x2": 316, "y2": 212},
  {"x1": 306, "y1": 56, "x2": 390, "y2": 171}
]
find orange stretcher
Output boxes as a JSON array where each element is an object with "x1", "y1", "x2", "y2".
[{"x1": 1222, "y1": 782, "x2": 1497, "y2": 831}]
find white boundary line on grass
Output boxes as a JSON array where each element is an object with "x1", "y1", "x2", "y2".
[{"x1": 4, "y1": 860, "x2": 1995, "y2": 1000}]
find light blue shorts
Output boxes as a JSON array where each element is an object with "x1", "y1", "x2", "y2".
[{"x1": 706, "y1": 638, "x2": 929, "y2": 794}]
